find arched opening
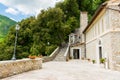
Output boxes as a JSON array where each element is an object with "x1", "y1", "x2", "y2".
[
  {"x1": 98, "y1": 39, "x2": 102, "y2": 59},
  {"x1": 99, "y1": 46, "x2": 102, "y2": 59}
]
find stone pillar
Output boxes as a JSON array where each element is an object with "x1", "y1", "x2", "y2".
[
  {"x1": 79, "y1": 48, "x2": 81, "y2": 60},
  {"x1": 69, "y1": 35, "x2": 70, "y2": 45},
  {"x1": 70, "y1": 48, "x2": 74, "y2": 59},
  {"x1": 107, "y1": 2, "x2": 120, "y2": 70},
  {"x1": 80, "y1": 12, "x2": 88, "y2": 43},
  {"x1": 73, "y1": 35, "x2": 75, "y2": 44},
  {"x1": 80, "y1": 12, "x2": 88, "y2": 32}
]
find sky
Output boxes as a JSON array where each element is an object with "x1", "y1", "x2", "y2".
[{"x1": 0, "y1": 0, "x2": 63, "y2": 22}]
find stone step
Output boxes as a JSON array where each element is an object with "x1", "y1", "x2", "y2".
[{"x1": 54, "y1": 46, "x2": 67, "y2": 61}]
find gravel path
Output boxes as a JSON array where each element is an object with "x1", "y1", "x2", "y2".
[{"x1": 2, "y1": 60, "x2": 120, "y2": 80}]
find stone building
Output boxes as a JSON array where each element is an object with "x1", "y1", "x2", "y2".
[
  {"x1": 69, "y1": 0, "x2": 120, "y2": 71},
  {"x1": 69, "y1": 12, "x2": 87, "y2": 60}
]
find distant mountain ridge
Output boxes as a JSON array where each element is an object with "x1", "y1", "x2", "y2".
[{"x1": 0, "y1": 15, "x2": 16, "y2": 38}]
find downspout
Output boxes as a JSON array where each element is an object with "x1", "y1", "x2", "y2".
[{"x1": 84, "y1": 33, "x2": 86, "y2": 58}]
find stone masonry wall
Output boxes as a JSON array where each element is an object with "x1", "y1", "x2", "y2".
[
  {"x1": 101, "y1": 32, "x2": 113, "y2": 69},
  {"x1": 108, "y1": 3, "x2": 120, "y2": 71},
  {"x1": 0, "y1": 58, "x2": 42, "y2": 79},
  {"x1": 109, "y1": 4, "x2": 120, "y2": 30},
  {"x1": 86, "y1": 39, "x2": 97, "y2": 61},
  {"x1": 111, "y1": 31, "x2": 120, "y2": 71},
  {"x1": 101, "y1": 31, "x2": 120, "y2": 71},
  {"x1": 80, "y1": 44, "x2": 85, "y2": 58},
  {"x1": 80, "y1": 12, "x2": 88, "y2": 43},
  {"x1": 80, "y1": 12, "x2": 88, "y2": 33}
]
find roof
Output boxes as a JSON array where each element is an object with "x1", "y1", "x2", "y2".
[
  {"x1": 70, "y1": 42, "x2": 85, "y2": 47},
  {"x1": 83, "y1": 2, "x2": 107, "y2": 33},
  {"x1": 69, "y1": 33, "x2": 75, "y2": 36},
  {"x1": 69, "y1": 33, "x2": 78, "y2": 36}
]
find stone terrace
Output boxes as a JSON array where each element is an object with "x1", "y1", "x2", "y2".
[{"x1": 2, "y1": 60, "x2": 120, "y2": 80}]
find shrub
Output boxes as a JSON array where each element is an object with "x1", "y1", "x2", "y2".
[
  {"x1": 100, "y1": 58, "x2": 105, "y2": 63},
  {"x1": 18, "y1": 52, "x2": 29, "y2": 59},
  {"x1": 0, "y1": 46, "x2": 14, "y2": 60},
  {"x1": 30, "y1": 44, "x2": 42, "y2": 56},
  {"x1": 92, "y1": 60, "x2": 96, "y2": 64},
  {"x1": 45, "y1": 45, "x2": 57, "y2": 56},
  {"x1": 0, "y1": 53, "x2": 12, "y2": 61}
]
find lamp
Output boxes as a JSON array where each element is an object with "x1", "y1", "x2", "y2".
[{"x1": 11, "y1": 24, "x2": 20, "y2": 60}]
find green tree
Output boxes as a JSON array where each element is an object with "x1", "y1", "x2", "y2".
[
  {"x1": 36, "y1": 8, "x2": 65, "y2": 46},
  {"x1": 76, "y1": 0, "x2": 107, "y2": 20}
]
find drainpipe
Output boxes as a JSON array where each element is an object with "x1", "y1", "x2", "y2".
[{"x1": 84, "y1": 33, "x2": 86, "y2": 58}]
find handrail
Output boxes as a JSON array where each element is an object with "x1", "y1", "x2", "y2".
[
  {"x1": 43, "y1": 47, "x2": 60, "y2": 62},
  {"x1": 64, "y1": 44, "x2": 70, "y2": 57},
  {"x1": 50, "y1": 47, "x2": 59, "y2": 57}
]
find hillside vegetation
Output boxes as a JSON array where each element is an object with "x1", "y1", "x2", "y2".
[{"x1": 0, "y1": 15, "x2": 16, "y2": 41}]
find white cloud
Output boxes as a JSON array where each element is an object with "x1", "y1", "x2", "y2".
[
  {"x1": 10, "y1": 17, "x2": 16, "y2": 21},
  {"x1": 0, "y1": 0, "x2": 63, "y2": 16},
  {"x1": 5, "y1": 8, "x2": 19, "y2": 15}
]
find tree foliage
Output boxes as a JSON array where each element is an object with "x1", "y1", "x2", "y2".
[{"x1": 76, "y1": 0, "x2": 107, "y2": 20}]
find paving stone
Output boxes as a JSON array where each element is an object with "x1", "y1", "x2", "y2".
[{"x1": 2, "y1": 60, "x2": 120, "y2": 80}]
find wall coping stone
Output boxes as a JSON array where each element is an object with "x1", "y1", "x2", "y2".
[{"x1": 0, "y1": 58, "x2": 42, "y2": 79}]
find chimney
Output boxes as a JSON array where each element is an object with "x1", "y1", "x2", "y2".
[{"x1": 80, "y1": 12, "x2": 88, "y2": 33}]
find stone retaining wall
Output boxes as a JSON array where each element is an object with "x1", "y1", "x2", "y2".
[{"x1": 0, "y1": 58, "x2": 42, "y2": 79}]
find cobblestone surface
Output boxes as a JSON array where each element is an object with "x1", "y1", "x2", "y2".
[{"x1": 2, "y1": 60, "x2": 120, "y2": 80}]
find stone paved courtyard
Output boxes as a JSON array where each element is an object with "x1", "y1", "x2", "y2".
[{"x1": 2, "y1": 60, "x2": 120, "y2": 80}]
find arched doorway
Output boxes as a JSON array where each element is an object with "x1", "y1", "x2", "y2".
[
  {"x1": 98, "y1": 40, "x2": 102, "y2": 59},
  {"x1": 96, "y1": 39, "x2": 103, "y2": 64}
]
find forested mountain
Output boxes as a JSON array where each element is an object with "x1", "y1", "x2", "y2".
[
  {"x1": 0, "y1": 0, "x2": 106, "y2": 60},
  {"x1": 0, "y1": 15, "x2": 16, "y2": 39}
]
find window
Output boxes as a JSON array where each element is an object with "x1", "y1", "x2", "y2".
[{"x1": 102, "y1": 19, "x2": 104, "y2": 33}]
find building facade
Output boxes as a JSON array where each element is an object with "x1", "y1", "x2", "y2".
[{"x1": 69, "y1": 0, "x2": 120, "y2": 71}]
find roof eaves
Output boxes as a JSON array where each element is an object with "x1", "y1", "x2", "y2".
[{"x1": 83, "y1": 2, "x2": 107, "y2": 33}]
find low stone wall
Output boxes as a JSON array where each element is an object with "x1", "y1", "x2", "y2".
[
  {"x1": 42, "y1": 56, "x2": 53, "y2": 62},
  {"x1": 43, "y1": 47, "x2": 60, "y2": 62},
  {"x1": 0, "y1": 58, "x2": 42, "y2": 79}
]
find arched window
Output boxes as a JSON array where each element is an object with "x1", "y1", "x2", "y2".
[{"x1": 99, "y1": 40, "x2": 101, "y2": 45}]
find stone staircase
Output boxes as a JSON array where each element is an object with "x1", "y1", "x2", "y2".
[{"x1": 54, "y1": 46, "x2": 67, "y2": 61}]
